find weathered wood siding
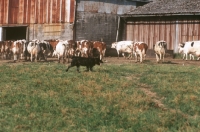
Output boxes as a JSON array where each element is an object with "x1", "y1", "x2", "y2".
[
  {"x1": 126, "y1": 16, "x2": 200, "y2": 53},
  {"x1": 0, "y1": 0, "x2": 75, "y2": 40},
  {"x1": 0, "y1": 0, "x2": 75, "y2": 24}
]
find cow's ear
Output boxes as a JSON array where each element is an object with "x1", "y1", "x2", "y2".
[
  {"x1": 179, "y1": 43, "x2": 184, "y2": 47},
  {"x1": 191, "y1": 42, "x2": 194, "y2": 47}
]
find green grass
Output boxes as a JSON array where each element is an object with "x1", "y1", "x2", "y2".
[{"x1": 0, "y1": 61, "x2": 200, "y2": 131}]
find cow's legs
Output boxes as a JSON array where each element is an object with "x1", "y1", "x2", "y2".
[
  {"x1": 17, "y1": 54, "x2": 20, "y2": 62},
  {"x1": 31, "y1": 53, "x2": 33, "y2": 62},
  {"x1": 185, "y1": 53, "x2": 188, "y2": 61},
  {"x1": 35, "y1": 54, "x2": 38, "y2": 62},
  {"x1": 189, "y1": 54, "x2": 194, "y2": 60},
  {"x1": 162, "y1": 54, "x2": 165, "y2": 62},
  {"x1": 117, "y1": 51, "x2": 120, "y2": 59},
  {"x1": 135, "y1": 53, "x2": 138, "y2": 62},
  {"x1": 122, "y1": 53, "x2": 125, "y2": 58},
  {"x1": 159, "y1": 54, "x2": 162, "y2": 62},
  {"x1": 58, "y1": 55, "x2": 60, "y2": 63},
  {"x1": 44, "y1": 53, "x2": 47, "y2": 61},
  {"x1": 139, "y1": 53, "x2": 143, "y2": 63},
  {"x1": 156, "y1": 54, "x2": 159, "y2": 62},
  {"x1": 183, "y1": 53, "x2": 186, "y2": 60},
  {"x1": 159, "y1": 53, "x2": 163, "y2": 62},
  {"x1": 100, "y1": 53, "x2": 103, "y2": 61},
  {"x1": 13, "y1": 54, "x2": 17, "y2": 62},
  {"x1": 20, "y1": 53, "x2": 23, "y2": 60}
]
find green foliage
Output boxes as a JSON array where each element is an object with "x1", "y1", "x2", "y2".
[{"x1": 0, "y1": 62, "x2": 200, "y2": 131}]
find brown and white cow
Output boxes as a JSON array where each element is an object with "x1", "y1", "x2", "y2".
[
  {"x1": 153, "y1": 40, "x2": 167, "y2": 63},
  {"x1": 27, "y1": 39, "x2": 41, "y2": 62},
  {"x1": 1, "y1": 40, "x2": 13, "y2": 59},
  {"x1": 0, "y1": 41, "x2": 4, "y2": 59},
  {"x1": 133, "y1": 42, "x2": 148, "y2": 63},
  {"x1": 92, "y1": 41, "x2": 106, "y2": 60},
  {"x1": 66, "y1": 40, "x2": 77, "y2": 58},
  {"x1": 76, "y1": 40, "x2": 93, "y2": 57},
  {"x1": 11, "y1": 39, "x2": 26, "y2": 62},
  {"x1": 75, "y1": 41, "x2": 82, "y2": 56},
  {"x1": 45, "y1": 39, "x2": 60, "y2": 57}
]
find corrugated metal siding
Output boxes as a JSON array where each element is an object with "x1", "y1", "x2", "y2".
[
  {"x1": 0, "y1": 0, "x2": 74, "y2": 24},
  {"x1": 126, "y1": 17, "x2": 200, "y2": 53}
]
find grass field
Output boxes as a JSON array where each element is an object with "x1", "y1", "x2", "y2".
[{"x1": 0, "y1": 60, "x2": 200, "y2": 131}]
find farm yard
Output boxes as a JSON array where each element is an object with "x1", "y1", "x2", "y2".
[
  {"x1": 1, "y1": 56, "x2": 200, "y2": 131},
  {"x1": 1, "y1": 0, "x2": 200, "y2": 131}
]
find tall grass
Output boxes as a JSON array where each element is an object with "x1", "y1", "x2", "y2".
[{"x1": 0, "y1": 61, "x2": 200, "y2": 131}]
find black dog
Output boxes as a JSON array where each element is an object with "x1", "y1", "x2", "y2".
[{"x1": 66, "y1": 57, "x2": 103, "y2": 72}]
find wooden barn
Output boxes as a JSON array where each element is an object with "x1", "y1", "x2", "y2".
[
  {"x1": 0, "y1": 0, "x2": 152, "y2": 56},
  {"x1": 119, "y1": 0, "x2": 200, "y2": 57},
  {"x1": 0, "y1": 0, "x2": 75, "y2": 41}
]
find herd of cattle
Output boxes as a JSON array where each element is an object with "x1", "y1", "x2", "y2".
[
  {"x1": 111, "y1": 40, "x2": 200, "y2": 62},
  {"x1": 0, "y1": 38, "x2": 200, "y2": 65},
  {"x1": 0, "y1": 39, "x2": 106, "y2": 63},
  {"x1": 111, "y1": 40, "x2": 166, "y2": 63}
]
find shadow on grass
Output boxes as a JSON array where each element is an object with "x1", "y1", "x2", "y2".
[{"x1": 161, "y1": 61, "x2": 179, "y2": 64}]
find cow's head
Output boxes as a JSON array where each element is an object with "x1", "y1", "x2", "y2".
[
  {"x1": 160, "y1": 41, "x2": 167, "y2": 49},
  {"x1": 111, "y1": 42, "x2": 117, "y2": 48},
  {"x1": 178, "y1": 43, "x2": 185, "y2": 53},
  {"x1": 179, "y1": 43, "x2": 185, "y2": 48}
]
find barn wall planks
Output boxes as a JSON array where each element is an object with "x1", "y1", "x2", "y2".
[
  {"x1": 28, "y1": 23, "x2": 73, "y2": 40},
  {"x1": 0, "y1": 0, "x2": 74, "y2": 24},
  {"x1": 126, "y1": 16, "x2": 200, "y2": 53}
]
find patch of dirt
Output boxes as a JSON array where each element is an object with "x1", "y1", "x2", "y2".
[{"x1": 1, "y1": 56, "x2": 200, "y2": 66}]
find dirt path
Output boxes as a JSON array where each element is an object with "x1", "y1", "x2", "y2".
[{"x1": 1, "y1": 56, "x2": 200, "y2": 66}]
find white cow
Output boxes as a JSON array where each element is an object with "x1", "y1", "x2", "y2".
[
  {"x1": 178, "y1": 41, "x2": 200, "y2": 61},
  {"x1": 153, "y1": 40, "x2": 167, "y2": 63},
  {"x1": 111, "y1": 41, "x2": 134, "y2": 59},
  {"x1": 27, "y1": 39, "x2": 41, "y2": 62},
  {"x1": 53, "y1": 40, "x2": 69, "y2": 63}
]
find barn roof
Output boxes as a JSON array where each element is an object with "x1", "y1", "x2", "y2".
[{"x1": 121, "y1": 0, "x2": 200, "y2": 17}]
